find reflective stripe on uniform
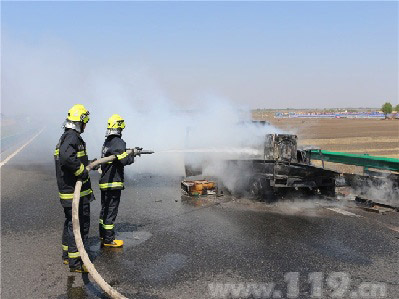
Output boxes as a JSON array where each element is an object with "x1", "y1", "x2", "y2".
[
  {"x1": 99, "y1": 219, "x2": 103, "y2": 224},
  {"x1": 68, "y1": 251, "x2": 80, "y2": 259},
  {"x1": 102, "y1": 223, "x2": 114, "y2": 230},
  {"x1": 99, "y1": 182, "x2": 124, "y2": 189},
  {"x1": 117, "y1": 152, "x2": 128, "y2": 160},
  {"x1": 77, "y1": 150, "x2": 86, "y2": 158},
  {"x1": 54, "y1": 149, "x2": 85, "y2": 157},
  {"x1": 74, "y1": 163, "x2": 85, "y2": 176},
  {"x1": 59, "y1": 188, "x2": 93, "y2": 200},
  {"x1": 62, "y1": 244, "x2": 68, "y2": 251}
]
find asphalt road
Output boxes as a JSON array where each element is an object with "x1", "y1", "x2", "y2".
[{"x1": 1, "y1": 130, "x2": 399, "y2": 299}]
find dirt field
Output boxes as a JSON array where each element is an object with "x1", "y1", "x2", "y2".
[{"x1": 266, "y1": 118, "x2": 399, "y2": 173}]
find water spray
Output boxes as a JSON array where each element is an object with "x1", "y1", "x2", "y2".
[{"x1": 159, "y1": 148, "x2": 261, "y2": 155}]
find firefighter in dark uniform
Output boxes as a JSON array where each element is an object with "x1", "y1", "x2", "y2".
[
  {"x1": 99, "y1": 114, "x2": 134, "y2": 248},
  {"x1": 54, "y1": 104, "x2": 94, "y2": 272}
]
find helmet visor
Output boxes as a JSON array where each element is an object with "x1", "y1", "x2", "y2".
[
  {"x1": 117, "y1": 120, "x2": 125, "y2": 129},
  {"x1": 81, "y1": 111, "x2": 90, "y2": 124}
]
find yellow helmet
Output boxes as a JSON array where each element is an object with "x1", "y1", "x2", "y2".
[
  {"x1": 67, "y1": 104, "x2": 90, "y2": 124},
  {"x1": 107, "y1": 114, "x2": 125, "y2": 129}
]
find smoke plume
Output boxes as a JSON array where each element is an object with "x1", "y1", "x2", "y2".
[{"x1": 2, "y1": 35, "x2": 281, "y2": 178}]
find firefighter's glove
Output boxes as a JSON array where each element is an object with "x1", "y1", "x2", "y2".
[
  {"x1": 78, "y1": 168, "x2": 89, "y2": 181},
  {"x1": 89, "y1": 158, "x2": 100, "y2": 170}
]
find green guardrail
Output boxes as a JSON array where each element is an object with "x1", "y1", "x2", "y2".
[{"x1": 310, "y1": 150, "x2": 399, "y2": 172}]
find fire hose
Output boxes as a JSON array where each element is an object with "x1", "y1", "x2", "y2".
[{"x1": 72, "y1": 148, "x2": 153, "y2": 299}]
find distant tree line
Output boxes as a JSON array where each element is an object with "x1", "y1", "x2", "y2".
[{"x1": 381, "y1": 102, "x2": 399, "y2": 118}]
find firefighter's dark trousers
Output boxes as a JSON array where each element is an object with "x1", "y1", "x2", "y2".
[
  {"x1": 99, "y1": 190, "x2": 121, "y2": 243},
  {"x1": 62, "y1": 203, "x2": 90, "y2": 269}
]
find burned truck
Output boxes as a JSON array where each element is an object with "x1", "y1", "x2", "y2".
[{"x1": 221, "y1": 134, "x2": 337, "y2": 201}]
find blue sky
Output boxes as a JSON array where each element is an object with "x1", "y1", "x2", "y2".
[{"x1": 2, "y1": 1, "x2": 398, "y2": 109}]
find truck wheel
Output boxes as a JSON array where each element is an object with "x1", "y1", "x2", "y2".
[
  {"x1": 249, "y1": 176, "x2": 275, "y2": 202},
  {"x1": 262, "y1": 191, "x2": 276, "y2": 203},
  {"x1": 249, "y1": 177, "x2": 263, "y2": 198},
  {"x1": 319, "y1": 186, "x2": 335, "y2": 197},
  {"x1": 299, "y1": 187, "x2": 317, "y2": 197}
]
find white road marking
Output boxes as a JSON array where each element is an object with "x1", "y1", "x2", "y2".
[
  {"x1": 326, "y1": 207, "x2": 362, "y2": 217},
  {"x1": 328, "y1": 207, "x2": 399, "y2": 234},
  {"x1": 384, "y1": 224, "x2": 399, "y2": 233},
  {"x1": 0, "y1": 128, "x2": 45, "y2": 168}
]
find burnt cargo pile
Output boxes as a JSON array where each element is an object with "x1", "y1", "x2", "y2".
[{"x1": 344, "y1": 171, "x2": 399, "y2": 207}]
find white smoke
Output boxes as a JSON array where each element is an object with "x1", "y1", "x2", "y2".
[
  {"x1": 355, "y1": 176, "x2": 399, "y2": 206},
  {"x1": 2, "y1": 35, "x2": 282, "y2": 177}
]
